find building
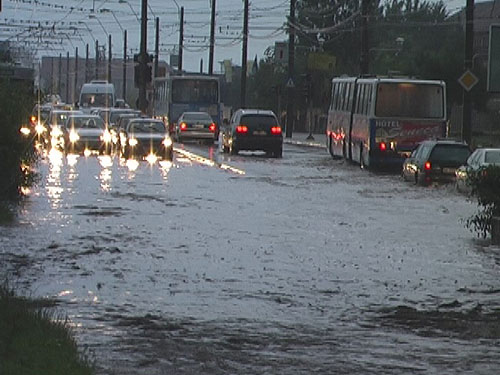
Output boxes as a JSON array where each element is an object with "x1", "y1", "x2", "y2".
[{"x1": 40, "y1": 55, "x2": 171, "y2": 107}]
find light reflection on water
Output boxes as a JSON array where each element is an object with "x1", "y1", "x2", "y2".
[
  {"x1": 47, "y1": 148, "x2": 64, "y2": 209},
  {"x1": 98, "y1": 155, "x2": 113, "y2": 192}
]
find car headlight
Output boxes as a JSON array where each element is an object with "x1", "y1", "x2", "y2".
[
  {"x1": 69, "y1": 130, "x2": 80, "y2": 143},
  {"x1": 35, "y1": 124, "x2": 46, "y2": 135},
  {"x1": 101, "y1": 130, "x2": 112, "y2": 143},
  {"x1": 162, "y1": 136, "x2": 173, "y2": 148},
  {"x1": 128, "y1": 138, "x2": 138, "y2": 147},
  {"x1": 51, "y1": 127, "x2": 63, "y2": 137}
]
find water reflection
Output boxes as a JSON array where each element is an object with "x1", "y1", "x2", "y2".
[
  {"x1": 98, "y1": 155, "x2": 113, "y2": 192},
  {"x1": 47, "y1": 148, "x2": 64, "y2": 209},
  {"x1": 159, "y1": 160, "x2": 172, "y2": 180}
]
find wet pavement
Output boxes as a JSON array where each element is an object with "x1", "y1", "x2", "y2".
[{"x1": 1, "y1": 141, "x2": 500, "y2": 374}]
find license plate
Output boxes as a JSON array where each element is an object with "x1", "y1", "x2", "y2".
[
  {"x1": 253, "y1": 130, "x2": 266, "y2": 135},
  {"x1": 443, "y1": 168, "x2": 456, "y2": 174},
  {"x1": 194, "y1": 124, "x2": 205, "y2": 129}
]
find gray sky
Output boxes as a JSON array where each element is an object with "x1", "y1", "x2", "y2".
[{"x1": 1, "y1": 0, "x2": 289, "y2": 72}]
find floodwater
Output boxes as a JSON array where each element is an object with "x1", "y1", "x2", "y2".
[{"x1": 1, "y1": 144, "x2": 500, "y2": 374}]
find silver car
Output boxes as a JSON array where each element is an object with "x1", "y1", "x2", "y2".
[
  {"x1": 456, "y1": 148, "x2": 500, "y2": 193},
  {"x1": 64, "y1": 115, "x2": 112, "y2": 154},
  {"x1": 175, "y1": 112, "x2": 217, "y2": 143}
]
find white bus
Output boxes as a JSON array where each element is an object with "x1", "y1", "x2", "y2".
[
  {"x1": 78, "y1": 80, "x2": 116, "y2": 112},
  {"x1": 153, "y1": 74, "x2": 222, "y2": 134},
  {"x1": 326, "y1": 77, "x2": 447, "y2": 168}
]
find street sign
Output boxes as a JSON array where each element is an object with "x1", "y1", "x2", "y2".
[
  {"x1": 285, "y1": 78, "x2": 295, "y2": 88},
  {"x1": 458, "y1": 69, "x2": 479, "y2": 91}
]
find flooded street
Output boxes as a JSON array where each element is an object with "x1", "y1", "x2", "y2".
[{"x1": 2, "y1": 143, "x2": 500, "y2": 374}]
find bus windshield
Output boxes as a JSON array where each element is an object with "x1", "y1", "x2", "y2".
[
  {"x1": 172, "y1": 79, "x2": 218, "y2": 104},
  {"x1": 375, "y1": 83, "x2": 444, "y2": 119}
]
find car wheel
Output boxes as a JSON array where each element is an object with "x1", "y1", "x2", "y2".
[
  {"x1": 229, "y1": 141, "x2": 238, "y2": 155},
  {"x1": 360, "y1": 147, "x2": 366, "y2": 169},
  {"x1": 274, "y1": 147, "x2": 283, "y2": 158},
  {"x1": 414, "y1": 171, "x2": 419, "y2": 185}
]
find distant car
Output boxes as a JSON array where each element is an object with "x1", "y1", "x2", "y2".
[
  {"x1": 175, "y1": 112, "x2": 217, "y2": 143},
  {"x1": 114, "y1": 99, "x2": 130, "y2": 108},
  {"x1": 220, "y1": 109, "x2": 283, "y2": 158},
  {"x1": 121, "y1": 118, "x2": 173, "y2": 161},
  {"x1": 456, "y1": 148, "x2": 500, "y2": 193},
  {"x1": 402, "y1": 139, "x2": 471, "y2": 185},
  {"x1": 64, "y1": 115, "x2": 112, "y2": 154},
  {"x1": 47, "y1": 109, "x2": 83, "y2": 149}
]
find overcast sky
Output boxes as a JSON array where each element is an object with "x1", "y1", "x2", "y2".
[{"x1": 1, "y1": 0, "x2": 289, "y2": 72}]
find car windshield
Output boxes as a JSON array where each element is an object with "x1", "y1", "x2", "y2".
[
  {"x1": 182, "y1": 113, "x2": 212, "y2": 122},
  {"x1": 80, "y1": 93, "x2": 114, "y2": 108},
  {"x1": 129, "y1": 121, "x2": 165, "y2": 133},
  {"x1": 429, "y1": 144, "x2": 470, "y2": 163},
  {"x1": 67, "y1": 117, "x2": 105, "y2": 129},
  {"x1": 240, "y1": 115, "x2": 277, "y2": 129},
  {"x1": 110, "y1": 111, "x2": 138, "y2": 124},
  {"x1": 51, "y1": 112, "x2": 76, "y2": 126},
  {"x1": 485, "y1": 150, "x2": 500, "y2": 164}
]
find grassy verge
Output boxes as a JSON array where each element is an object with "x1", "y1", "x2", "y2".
[{"x1": 0, "y1": 285, "x2": 94, "y2": 375}]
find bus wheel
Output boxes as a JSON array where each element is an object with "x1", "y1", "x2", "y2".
[{"x1": 342, "y1": 140, "x2": 347, "y2": 159}]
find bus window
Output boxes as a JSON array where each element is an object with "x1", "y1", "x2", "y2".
[
  {"x1": 375, "y1": 83, "x2": 444, "y2": 119},
  {"x1": 365, "y1": 85, "x2": 372, "y2": 115}
]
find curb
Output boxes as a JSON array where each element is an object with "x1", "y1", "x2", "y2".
[{"x1": 283, "y1": 138, "x2": 325, "y2": 149}]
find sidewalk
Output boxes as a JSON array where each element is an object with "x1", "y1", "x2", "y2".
[{"x1": 283, "y1": 132, "x2": 326, "y2": 149}]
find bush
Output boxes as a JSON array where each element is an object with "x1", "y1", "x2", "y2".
[
  {"x1": 465, "y1": 165, "x2": 500, "y2": 238},
  {"x1": 0, "y1": 285, "x2": 94, "y2": 375},
  {"x1": 0, "y1": 77, "x2": 38, "y2": 202}
]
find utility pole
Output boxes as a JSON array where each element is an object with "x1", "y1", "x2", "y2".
[
  {"x1": 209, "y1": 0, "x2": 216, "y2": 75},
  {"x1": 58, "y1": 53, "x2": 62, "y2": 95},
  {"x1": 154, "y1": 17, "x2": 160, "y2": 77},
  {"x1": 137, "y1": 0, "x2": 149, "y2": 113},
  {"x1": 66, "y1": 51, "x2": 70, "y2": 104},
  {"x1": 95, "y1": 40, "x2": 99, "y2": 80},
  {"x1": 123, "y1": 29, "x2": 127, "y2": 101},
  {"x1": 85, "y1": 44, "x2": 89, "y2": 83},
  {"x1": 285, "y1": 0, "x2": 295, "y2": 138},
  {"x1": 178, "y1": 6, "x2": 184, "y2": 72},
  {"x1": 241, "y1": 0, "x2": 249, "y2": 108},
  {"x1": 108, "y1": 34, "x2": 112, "y2": 83},
  {"x1": 462, "y1": 0, "x2": 474, "y2": 145},
  {"x1": 74, "y1": 47, "x2": 78, "y2": 104},
  {"x1": 360, "y1": 0, "x2": 369, "y2": 75}
]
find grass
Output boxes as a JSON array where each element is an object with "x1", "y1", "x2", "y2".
[{"x1": 0, "y1": 285, "x2": 94, "y2": 375}]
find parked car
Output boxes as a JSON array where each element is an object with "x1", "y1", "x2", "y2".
[
  {"x1": 175, "y1": 112, "x2": 218, "y2": 143},
  {"x1": 120, "y1": 118, "x2": 173, "y2": 161},
  {"x1": 402, "y1": 139, "x2": 471, "y2": 185},
  {"x1": 456, "y1": 148, "x2": 500, "y2": 193},
  {"x1": 220, "y1": 109, "x2": 283, "y2": 158},
  {"x1": 64, "y1": 114, "x2": 112, "y2": 154}
]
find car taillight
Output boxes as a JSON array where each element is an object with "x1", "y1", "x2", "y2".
[
  {"x1": 271, "y1": 126, "x2": 282, "y2": 135},
  {"x1": 236, "y1": 125, "x2": 248, "y2": 134},
  {"x1": 180, "y1": 122, "x2": 188, "y2": 131},
  {"x1": 379, "y1": 142, "x2": 387, "y2": 151},
  {"x1": 424, "y1": 161, "x2": 432, "y2": 170},
  {"x1": 209, "y1": 123, "x2": 216, "y2": 132}
]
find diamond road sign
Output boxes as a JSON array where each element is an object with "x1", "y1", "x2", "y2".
[{"x1": 458, "y1": 69, "x2": 479, "y2": 91}]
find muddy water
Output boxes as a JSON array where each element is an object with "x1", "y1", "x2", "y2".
[{"x1": 1, "y1": 146, "x2": 500, "y2": 374}]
